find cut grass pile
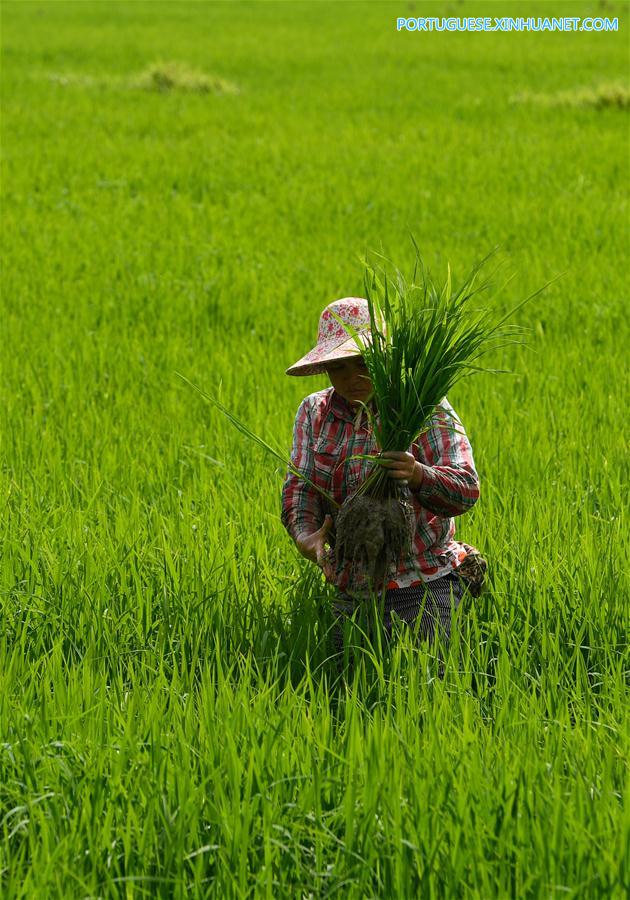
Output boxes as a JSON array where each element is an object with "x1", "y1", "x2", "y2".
[
  {"x1": 48, "y1": 61, "x2": 239, "y2": 95},
  {"x1": 510, "y1": 81, "x2": 630, "y2": 109},
  {"x1": 130, "y1": 61, "x2": 240, "y2": 95}
]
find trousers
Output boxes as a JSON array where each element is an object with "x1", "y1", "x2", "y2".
[{"x1": 331, "y1": 572, "x2": 466, "y2": 659}]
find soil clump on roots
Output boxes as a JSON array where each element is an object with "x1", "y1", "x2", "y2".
[{"x1": 335, "y1": 488, "x2": 416, "y2": 589}]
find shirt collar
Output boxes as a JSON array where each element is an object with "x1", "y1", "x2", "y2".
[{"x1": 326, "y1": 388, "x2": 377, "y2": 427}]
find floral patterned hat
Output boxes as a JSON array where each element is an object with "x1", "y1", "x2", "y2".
[{"x1": 286, "y1": 297, "x2": 378, "y2": 377}]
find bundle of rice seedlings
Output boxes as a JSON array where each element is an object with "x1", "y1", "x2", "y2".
[{"x1": 332, "y1": 244, "x2": 550, "y2": 589}]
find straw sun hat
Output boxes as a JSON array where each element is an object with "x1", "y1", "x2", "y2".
[{"x1": 286, "y1": 297, "x2": 379, "y2": 377}]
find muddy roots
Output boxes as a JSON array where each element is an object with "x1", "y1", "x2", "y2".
[{"x1": 334, "y1": 489, "x2": 416, "y2": 588}]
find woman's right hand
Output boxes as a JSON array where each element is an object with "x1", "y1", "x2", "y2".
[{"x1": 296, "y1": 515, "x2": 335, "y2": 582}]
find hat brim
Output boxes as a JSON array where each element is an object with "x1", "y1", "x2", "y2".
[{"x1": 286, "y1": 334, "x2": 370, "y2": 377}]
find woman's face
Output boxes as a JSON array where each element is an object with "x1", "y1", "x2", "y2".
[{"x1": 325, "y1": 356, "x2": 373, "y2": 405}]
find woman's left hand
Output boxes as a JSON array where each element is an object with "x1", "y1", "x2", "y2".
[{"x1": 380, "y1": 451, "x2": 422, "y2": 489}]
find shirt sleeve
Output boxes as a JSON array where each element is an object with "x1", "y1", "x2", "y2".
[
  {"x1": 410, "y1": 399, "x2": 480, "y2": 516},
  {"x1": 281, "y1": 397, "x2": 325, "y2": 542}
]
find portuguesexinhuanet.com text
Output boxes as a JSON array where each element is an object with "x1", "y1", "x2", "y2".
[{"x1": 396, "y1": 16, "x2": 619, "y2": 33}]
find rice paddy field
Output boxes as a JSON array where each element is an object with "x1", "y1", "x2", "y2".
[{"x1": 1, "y1": 0, "x2": 629, "y2": 896}]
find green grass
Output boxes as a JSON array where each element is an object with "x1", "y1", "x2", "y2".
[{"x1": 1, "y1": 0, "x2": 628, "y2": 896}]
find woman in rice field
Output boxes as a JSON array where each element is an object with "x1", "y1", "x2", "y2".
[{"x1": 281, "y1": 298, "x2": 487, "y2": 669}]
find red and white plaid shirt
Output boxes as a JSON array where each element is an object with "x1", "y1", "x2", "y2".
[{"x1": 281, "y1": 388, "x2": 480, "y2": 596}]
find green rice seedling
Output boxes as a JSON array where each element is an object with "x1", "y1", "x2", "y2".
[{"x1": 332, "y1": 245, "x2": 552, "y2": 588}]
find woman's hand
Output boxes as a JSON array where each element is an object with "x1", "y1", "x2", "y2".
[
  {"x1": 295, "y1": 515, "x2": 336, "y2": 582},
  {"x1": 380, "y1": 451, "x2": 424, "y2": 490}
]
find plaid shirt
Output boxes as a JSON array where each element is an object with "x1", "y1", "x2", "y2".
[{"x1": 281, "y1": 388, "x2": 480, "y2": 596}]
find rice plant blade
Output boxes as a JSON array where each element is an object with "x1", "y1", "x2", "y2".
[
  {"x1": 489, "y1": 272, "x2": 565, "y2": 333},
  {"x1": 175, "y1": 372, "x2": 340, "y2": 509}
]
